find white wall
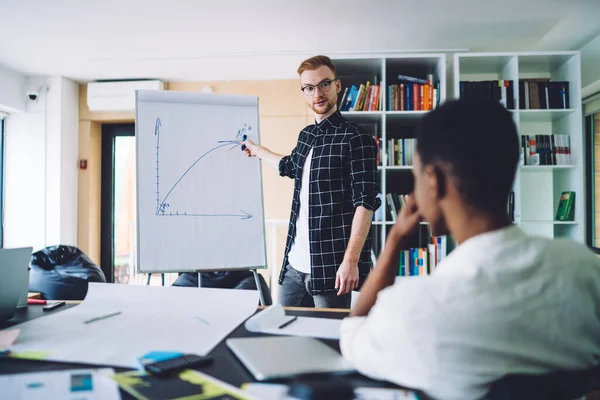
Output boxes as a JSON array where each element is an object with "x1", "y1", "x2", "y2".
[
  {"x1": 57, "y1": 77, "x2": 79, "y2": 245},
  {"x1": 4, "y1": 76, "x2": 79, "y2": 251},
  {"x1": 581, "y1": 33, "x2": 600, "y2": 97},
  {"x1": 0, "y1": 64, "x2": 26, "y2": 113}
]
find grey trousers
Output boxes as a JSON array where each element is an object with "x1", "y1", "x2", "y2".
[{"x1": 278, "y1": 264, "x2": 351, "y2": 309}]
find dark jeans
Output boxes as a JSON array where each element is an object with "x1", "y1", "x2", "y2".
[{"x1": 278, "y1": 265, "x2": 351, "y2": 309}]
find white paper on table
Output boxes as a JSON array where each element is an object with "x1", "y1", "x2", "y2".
[
  {"x1": 8, "y1": 283, "x2": 258, "y2": 368},
  {"x1": 0, "y1": 368, "x2": 120, "y2": 400},
  {"x1": 244, "y1": 304, "x2": 342, "y2": 340},
  {"x1": 242, "y1": 383, "x2": 420, "y2": 400},
  {"x1": 0, "y1": 328, "x2": 20, "y2": 347},
  {"x1": 355, "y1": 387, "x2": 421, "y2": 400}
]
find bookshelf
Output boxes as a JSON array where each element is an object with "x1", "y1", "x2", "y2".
[
  {"x1": 329, "y1": 50, "x2": 585, "y2": 270},
  {"x1": 453, "y1": 51, "x2": 584, "y2": 242},
  {"x1": 332, "y1": 54, "x2": 448, "y2": 269}
]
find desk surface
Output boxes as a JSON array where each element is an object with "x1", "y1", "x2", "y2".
[{"x1": 0, "y1": 303, "x2": 398, "y2": 398}]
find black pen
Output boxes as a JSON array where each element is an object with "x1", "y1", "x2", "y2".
[
  {"x1": 84, "y1": 311, "x2": 122, "y2": 324},
  {"x1": 278, "y1": 316, "x2": 298, "y2": 329}
]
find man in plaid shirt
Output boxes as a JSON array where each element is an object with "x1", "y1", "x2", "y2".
[{"x1": 243, "y1": 55, "x2": 381, "y2": 308}]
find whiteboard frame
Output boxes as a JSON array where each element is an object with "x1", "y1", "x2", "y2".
[{"x1": 134, "y1": 90, "x2": 268, "y2": 274}]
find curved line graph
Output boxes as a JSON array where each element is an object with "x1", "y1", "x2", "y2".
[{"x1": 154, "y1": 117, "x2": 252, "y2": 220}]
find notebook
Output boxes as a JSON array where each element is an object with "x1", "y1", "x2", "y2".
[{"x1": 226, "y1": 336, "x2": 355, "y2": 381}]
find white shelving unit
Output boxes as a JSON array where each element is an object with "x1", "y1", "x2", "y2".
[
  {"x1": 333, "y1": 54, "x2": 447, "y2": 254},
  {"x1": 329, "y1": 51, "x2": 584, "y2": 258},
  {"x1": 453, "y1": 51, "x2": 584, "y2": 242}
]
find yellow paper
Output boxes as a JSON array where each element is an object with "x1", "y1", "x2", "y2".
[
  {"x1": 10, "y1": 350, "x2": 52, "y2": 360},
  {"x1": 110, "y1": 369, "x2": 254, "y2": 400}
]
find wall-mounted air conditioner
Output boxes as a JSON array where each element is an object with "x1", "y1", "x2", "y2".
[{"x1": 87, "y1": 80, "x2": 164, "y2": 112}]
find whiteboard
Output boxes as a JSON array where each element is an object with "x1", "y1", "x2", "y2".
[{"x1": 135, "y1": 90, "x2": 266, "y2": 273}]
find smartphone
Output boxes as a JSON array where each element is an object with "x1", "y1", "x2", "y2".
[
  {"x1": 43, "y1": 301, "x2": 66, "y2": 312},
  {"x1": 144, "y1": 354, "x2": 214, "y2": 375}
]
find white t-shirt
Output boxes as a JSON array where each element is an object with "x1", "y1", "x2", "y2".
[
  {"x1": 340, "y1": 225, "x2": 600, "y2": 400},
  {"x1": 287, "y1": 148, "x2": 313, "y2": 274}
]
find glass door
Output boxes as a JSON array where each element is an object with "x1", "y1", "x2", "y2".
[
  {"x1": 113, "y1": 135, "x2": 136, "y2": 283},
  {"x1": 101, "y1": 124, "x2": 138, "y2": 283},
  {"x1": 0, "y1": 118, "x2": 4, "y2": 248}
]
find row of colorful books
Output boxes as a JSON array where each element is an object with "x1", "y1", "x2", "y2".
[
  {"x1": 520, "y1": 134, "x2": 572, "y2": 166},
  {"x1": 339, "y1": 81, "x2": 383, "y2": 112},
  {"x1": 399, "y1": 236, "x2": 447, "y2": 276},
  {"x1": 388, "y1": 74, "x2": 440, "y2": 111}
]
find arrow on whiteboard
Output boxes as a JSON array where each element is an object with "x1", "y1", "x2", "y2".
[{"x1": 156, "y1": 210, "x2": 253, "y2": 220}]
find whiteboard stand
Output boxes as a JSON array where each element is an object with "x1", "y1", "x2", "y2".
[
  {"x1": 251, "y1": 269, "x2": 266, "y2": 306},
  {"x1": 146, "y1": 273, "x2": 165, "y2": 286}
]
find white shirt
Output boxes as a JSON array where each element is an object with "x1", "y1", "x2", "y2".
[
  {"x1": 287, "y1": 148, "x2": 313, "y2": 274},
  {"x1": 340, "y1": 225, "x2": 600, "y2": 400}
]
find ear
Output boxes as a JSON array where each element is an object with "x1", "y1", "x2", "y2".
[
  {"x1": 433, "y1": 165, "x2": 447, "y2": 200},
  {"x1": 424, "y1": 164, "x2": 446, "y2": 200},
  {"x1": 335, "y1": 79, "x2": 342, "y2": 94}
]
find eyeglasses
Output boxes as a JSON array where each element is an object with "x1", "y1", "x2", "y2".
[{"x1": 300, "y1": 78, "x2": 337, "y2": 96}]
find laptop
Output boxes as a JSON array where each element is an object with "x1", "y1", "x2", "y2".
[
  {"x1": 226, "y1": 336, "x2": 355, "y2": 381},
  {"x1": 0, "y1": 247, "x2": 33, "y2": 322}
]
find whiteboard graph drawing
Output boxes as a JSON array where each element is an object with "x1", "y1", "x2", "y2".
[
  {"x1": 135, "y1": 90, "x2": 266, "y2": 274},
  {"x1": 153, "y1": 117, "x2": 253, "y2": 220}
]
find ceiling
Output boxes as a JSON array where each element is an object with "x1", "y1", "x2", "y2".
[{"x1": 1, "y1": 0, "x2": 600, "y2": 83}]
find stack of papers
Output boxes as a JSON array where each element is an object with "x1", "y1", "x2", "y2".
[
  {"x1": 244, "y1": 304, "x2": 342, "y2": 339},
  {"x1": 5, "y1": 283, "x2": 259, "y2": 368}
]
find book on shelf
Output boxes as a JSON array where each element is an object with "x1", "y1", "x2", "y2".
[
  {"x1": 555, "y1": 191, "x2": 575, "y2": 221},
  {"x1": 518, "y1": 78, "x2": 570, "y2": 110},
  {"x1": 388, "y1": 73, "x2": 440, "y2": 111},
  {"x1": 387, "y1": 138, "x2": 415, "y2": 166},
  {"x1": 520, "y1": 134, "x2": 571, "y2": 166},
  {"x1": 398, "y1": 236, "x2": 447, "y2": 276},
  {"x1": 507, "y1": 191, "x2": 515, "y2": 222},
  {"x1": 386, "y1": 192, "x2": 409, "y2": 222},
  {"x1": 339, "y1": 80, "x2": 383, "y2": 112},
  {"x1": 459, "y1": 80, "x2": 515, "y2": 109}
]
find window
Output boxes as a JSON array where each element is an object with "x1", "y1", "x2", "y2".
[
  {"x1": 585, "y1": 112, "x2": 600, "y2": 250},
  {"x1": 0, "y1": 117, "x2": 4, "y2": 248}
]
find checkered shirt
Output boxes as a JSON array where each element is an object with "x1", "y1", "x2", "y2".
[{"x1": 278, "y1": 111, "x2": 381, "y2": 295}]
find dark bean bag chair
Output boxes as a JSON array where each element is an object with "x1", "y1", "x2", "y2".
[
  {"x1": 172, "y1": 270, "x2": 272, "y2": 305},
  {"x1": 29, "y1": 245, "x2": 106, "y2": 300}
]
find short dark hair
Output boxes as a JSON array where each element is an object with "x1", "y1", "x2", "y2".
[
  {"x1": 415, "y1": 98, "x2": 520, "y2": 212},
  {"x1": 297, "y1": 55, "x2": 336, "y2": 76}
]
